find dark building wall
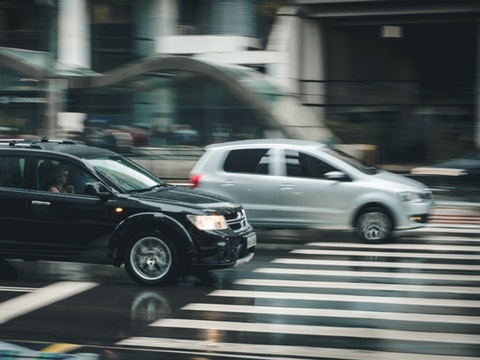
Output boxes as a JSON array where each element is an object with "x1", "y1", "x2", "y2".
[{"x1": 296, "y1": 0, "x2": 480, "y2": 163}]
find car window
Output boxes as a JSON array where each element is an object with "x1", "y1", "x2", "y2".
[
  {"x1": 36, "y1": 158, "x2": 95, "y2": 194},
  {"x1": 223, "y1": 148, "x2": 271, "y2": 174},
  {"x1": 0, "y1": 155, "x2": 25, "y2": 188},
  {"x1": 285, "y1": 150, "x2": 336, "y2": 179}
]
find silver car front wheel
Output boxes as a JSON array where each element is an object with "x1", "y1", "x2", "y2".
[{"x1": 356, "y1": 208, "x2": 392, "y2": 243}]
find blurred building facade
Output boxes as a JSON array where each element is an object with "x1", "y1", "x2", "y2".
[{"x1": 0, "y1": 0, "x2": 479, "y2": 164}]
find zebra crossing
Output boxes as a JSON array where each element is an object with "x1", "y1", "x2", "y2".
[{"x1": 117, "y1": 226, "x2": 480, "y2": 360}]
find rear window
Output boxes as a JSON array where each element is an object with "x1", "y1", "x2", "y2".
[
  {"x1": 223, "y1": 148, "x2": 270, "y2": 174},
  {"x1": 0, "y1": 155, "x2": 25, "y2": 188}
]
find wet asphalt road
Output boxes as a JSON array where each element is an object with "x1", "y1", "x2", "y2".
[{"x1": 0, "y1": 224, "x2": 479, "y2": 360}]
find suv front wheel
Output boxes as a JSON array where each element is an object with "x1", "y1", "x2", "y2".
[
  {"x1": 124, "y1": 231, "x2": 178, "y2": 285},
  {"x1": 355, "y1": 207, "x2": 392, "y2": 243}
]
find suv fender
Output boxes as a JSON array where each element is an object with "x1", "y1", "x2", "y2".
[{"x1": 110, "y1": 212, "x2": 195, "y2": 266}]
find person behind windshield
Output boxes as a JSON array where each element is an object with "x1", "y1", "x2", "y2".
[{"x1": 49, "y1": 166, "x2": 75, "y2": 193}]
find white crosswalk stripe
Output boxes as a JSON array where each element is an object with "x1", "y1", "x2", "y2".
[
  {"x1": 272, "y1": 258, "x2": 480, "y2": 271},
  {"x1": 182, "y1": 302, "x2": 480, "y2": 324},
  {"x1": 234, "y1": 278, "x2": 480, "y2": 294},
  {"x1": 117, "y1": 337, "x2": 479, "y2": 360},
  {"x1": 117, "y1": 226, "x2": 480, "y2": 359}
]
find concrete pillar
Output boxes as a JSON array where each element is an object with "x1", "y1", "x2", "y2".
[
  {"x1": 57, "y1": 0, "x2": 90, "y2": 69},
  {"x1": 266, "y1": 6, "x2": 299, "y2": 93},
  {"x1": 134, "y1": 0, "x2": 178, "y2": 133},
  {"x1": 137, "y1": 0, "x2": 178, "y2": 56}
]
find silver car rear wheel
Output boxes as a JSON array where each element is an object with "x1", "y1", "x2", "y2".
[{"x1": 356, "y1": 208, "x2": 392, "y2": 243}]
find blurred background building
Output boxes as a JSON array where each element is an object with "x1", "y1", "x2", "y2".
[{"x1": 0, "y1": 0, "x2": 479, "y2": 165}]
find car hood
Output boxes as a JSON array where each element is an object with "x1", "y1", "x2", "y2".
[
  {"x1": 372, "y1": 170, "x2": 429, "y2": 191},
  {"x1": 134, "y1": 185, "x2": 242, "y2": 211}
]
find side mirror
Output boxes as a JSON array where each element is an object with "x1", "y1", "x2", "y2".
[
  {"x1": 324, "y1": 171, "x2": 351, "y2": 182},
  {"x1": 84, "y1": 182, "x2": 111, "y2": 197}
]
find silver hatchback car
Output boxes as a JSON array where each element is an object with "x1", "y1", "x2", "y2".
[{"x1": 190, "y1": 139, "x2": 434, "y2": 243}]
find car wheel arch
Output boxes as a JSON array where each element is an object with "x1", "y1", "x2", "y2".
[
  {"x1": 110, "y1": 212, "x2": 195, "y2": 267},
  {"x1": 352, "y1": 202, "x2": 396, "y2": 230},
  {"x1": 352, "y1": 203, "x2": 396, "y2": 243}
]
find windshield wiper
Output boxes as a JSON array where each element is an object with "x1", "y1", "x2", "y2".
[
  {"x1": 143, "y1": 184, "x2": 167, "y2": 192},
  {"x1": 126, "y1": 184, "x2": 165, "y2": 193}
]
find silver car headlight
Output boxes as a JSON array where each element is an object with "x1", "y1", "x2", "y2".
[
  {"x1": 187, "y1": 214, "x2": 228, "y2": 230},
  {"x1": 399, "y1": 191, "x2": 425, "y2": 203}
]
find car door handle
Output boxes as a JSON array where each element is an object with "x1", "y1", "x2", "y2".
[
  {"x1": 277, "y1": 183, "x2": 295, "y2": 191},
  {"x1": 31, "y1": 200, "x2": 51, "y2": 206}
]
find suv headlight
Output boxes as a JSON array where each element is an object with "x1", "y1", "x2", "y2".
[
  {"x1": 399, "y1": 191, "x2": 425, "y2": 203},
  {"x1": 187, "y1": 214, "x2": 228, "y2": 230}
]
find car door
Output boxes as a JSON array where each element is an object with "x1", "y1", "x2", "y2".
[
  {"x1": 277, "y1": 149, "x2": 355, "y2": 227},
  {"x1": 26, "y1": 157, "x2": 119, "y2": 261},
  {"x1": 0, "y1": 153, "x2": 31, "y2": 253},
  {"x1": 216, "y1": 147, "x2": 284, "y2": 226}
]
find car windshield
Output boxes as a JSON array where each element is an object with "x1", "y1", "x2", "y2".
[
  {"x1": 327, "y1": 147, "x2": 377, "y2": 174},
  {"x1": 85, "y1": 155, "x2": 165, "y2": 192}
]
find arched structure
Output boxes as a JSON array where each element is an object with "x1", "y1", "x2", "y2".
[{"x1": 79, "y1": 56, "x2": 287, "y2": 136}]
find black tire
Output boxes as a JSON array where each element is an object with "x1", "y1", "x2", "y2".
[
  {"x1": 124, "y1": 231, "x2": 178, "y2": 285},
  {"x1": 355, "y1": 207, "x2": 393, "y2": 243}
]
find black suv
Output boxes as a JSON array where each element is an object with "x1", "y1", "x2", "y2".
[{"x1": 0, "y1": 138, "x2": 256, "y2": 285}]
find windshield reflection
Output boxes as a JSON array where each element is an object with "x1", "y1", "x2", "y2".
[{"x1": 86, "y1": 156, "x2": 164, "y2": 193}]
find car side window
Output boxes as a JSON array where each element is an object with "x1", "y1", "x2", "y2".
[
  {"x1": 285, "y1": 150, "x2": 336, "y2": 179},
  {"x1": 223, "y1": 148, "x2": 271, "y2": 174},
  {"x1": 0, "y1": 155, "x2": 25, "y2": 188},
  {"x1": 36, "y1": 158, "x2": 95, "y2": 195}
]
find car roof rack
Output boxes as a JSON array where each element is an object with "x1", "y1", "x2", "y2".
[
  {"x1": 0, "y1": 137, "x2": 79, "y2": 148},
  {"x1": 32, "y1": 137, "x2": 78, "y2": 145}
]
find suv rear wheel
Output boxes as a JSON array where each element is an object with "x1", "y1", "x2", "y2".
[
  {"x1": 355, "y1": 207, "x2": 392, "y2": 243},
  {"x1": 124, "y1": 231, "x2": 177, "y2": 285}
]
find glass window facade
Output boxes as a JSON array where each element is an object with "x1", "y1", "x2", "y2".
[
  {"x1": 90, "y1": 0, "x2": 136, "y2": 72},
  {"x1": 0, "y1": 66, "x2": 46, "y2": 137}
]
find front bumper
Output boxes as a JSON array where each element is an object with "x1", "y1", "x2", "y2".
[
  {"x1": 191, "y1": 225, "x2": 256, "y2": 269},
  {"x1": 396, "y1": 197, "x2": 434, "y2": 230},
  {"x1": 234, "y1": 251, "x2": 255, "y2": 267}
]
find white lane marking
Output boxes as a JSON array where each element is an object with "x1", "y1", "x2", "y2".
[
  {"x1": 209, "y1": 289, "x2": 480, "y2": 308},
  {"x1": 0, "y1": 286, "x2": 37, "y2": 292},
  {"x1": 234, "y1": 278, "x2": 480, "y2": 294},
  {"x1": 306, "y1": 242, "x2": 480, "y2": 251},
  {"x1": 182, "y1": 303, "x2": 480, "y2": 325},
  {"x1": 291, "y1": 249, "x2": 480, "y2": 260},
  {"x1": 116, "y1": 337, "x2": 480, "y2": 360},
  {"x1": 419, "y1": 235, "x2": 480, "y2": 242},
  {"x1": 273, "y1": 258, "x2": 480, "y2": 271},
  {"x1": 150, "y1": 318, "x2": 480, "y2": 344},
  {"x1": 0, "y1": 281, "x2": 98, "y2": 324},
  {"x1": 255, "y1": 267, "x2": 480, "y2": 281},
  {"x1": 421, "y1": 225, "x2": 480, "y2": 232}
]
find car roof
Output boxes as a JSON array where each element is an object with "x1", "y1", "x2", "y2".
[
  {"x1": 0, "y1": 138, "x2": 117, "y2": 159},
  {"x1": 205, "y1": 139, "x2": 329, "y2": 151}
]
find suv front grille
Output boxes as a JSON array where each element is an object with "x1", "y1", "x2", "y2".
[{"x1": 225, "y1": 210, "x2": 249, "y2": 233}]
